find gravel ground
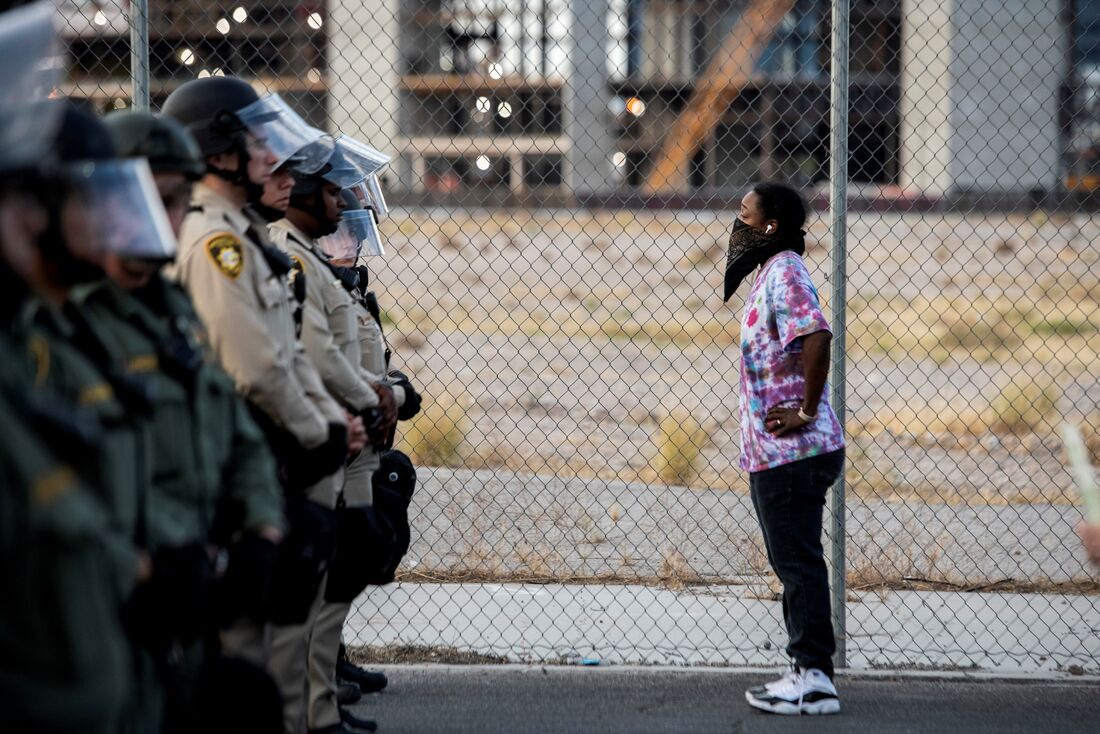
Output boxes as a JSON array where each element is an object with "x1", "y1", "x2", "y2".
[
  {"x1": 402, "y1": 466, "x2": 1095, "y2": 586},
  {"x1": 370, "y1": 208, "x2": 1100, "y2": 507}
]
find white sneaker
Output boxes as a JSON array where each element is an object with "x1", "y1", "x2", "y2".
[{"x1": 745, "y1": 668, "x2": 840, "y2": 715}]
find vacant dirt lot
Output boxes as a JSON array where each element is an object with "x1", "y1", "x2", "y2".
[{"x1": 370, "y1": 208, "x2": 1100, "y2": 509}]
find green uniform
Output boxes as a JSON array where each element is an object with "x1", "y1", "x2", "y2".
[
  {"x1": 0, "y1": 333, "x2": 131, "y2": 734},
  {"x1": 13, "y1": 301, "x2": 144, "y2": 600},
  {"x1": 73, "y1": 275, "x2": 283, "y2": 545},
  {"x1": 71, "y1": 275, "x2": 284, "y2": 732}
]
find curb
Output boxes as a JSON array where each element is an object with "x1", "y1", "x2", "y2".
[{"x1": 365, "y1": 662, "x2": 1100, "y2": 684}]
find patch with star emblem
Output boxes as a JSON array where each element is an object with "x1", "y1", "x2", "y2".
[
  {"x1": 205, "y1": 233, "x2": 244, "y2": 279},
  {"x1": 287, "y1": 254, "x2": 306, "y2": 287}
]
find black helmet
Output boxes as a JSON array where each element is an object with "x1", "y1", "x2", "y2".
[
  {"x1": 292, "y1": 144, "x2": 366, "y2": 198},
  {"x1": 160, "y1": 76, "x2": 262, "y2": 157},
  {"x1": 290, "y1": 163, "x2": 328, "y2": 198},
  {"x1": 340, "y1": 187, "x2": 361, "y2": 211},
  {"x1": 52, "y1": 99, "x2": 117, "y2": 163},
  {"x1": 103, "y1": 110, "x2": 205, "y2": 179}
]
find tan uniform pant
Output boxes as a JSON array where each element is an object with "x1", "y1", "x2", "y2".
[
  {"x1": 268, "y1": 469, "x2": 342, "y2": 734},
  {"x1": 306, "y1": 594, "x2": 352, "y2": 730},
  {"x1": 221, "y1": 619, "x2": 267, "y2": 668},
  {"x1": 304, "y1": 450, "x2": 378, "y2": 730}
]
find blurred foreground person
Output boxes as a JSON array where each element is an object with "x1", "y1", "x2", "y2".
[
  {"x1": 724, "y1": 182, "x2": 845, "y2": 715},
  {"x1": 0, "y1": 5, "x2": 132, "y2": 732},
  {"x1": 76, "y1": 109, "x2": 286, "y2": 733}
]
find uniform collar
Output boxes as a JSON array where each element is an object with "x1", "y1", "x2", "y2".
[
  {"x1": 192, "y1": 182, "x2": 251, "y2": 235},
  {"x1": 271, "y1": 218, "x2": 317, "y2": 252}
]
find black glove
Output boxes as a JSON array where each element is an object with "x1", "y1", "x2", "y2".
[
  {"x1": 124, "y1": 542, "x2": 213, "y2": 650},
  {"x1": 214, "y1": 534, "x2": 278, "y2": 626},
  {"x1": 285, "y1": 422, "x2": 348, "y2": 489},
  {"x1": 388, "y1": 370, "x2": 423, "y2": 421}
]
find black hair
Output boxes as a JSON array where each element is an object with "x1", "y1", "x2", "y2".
[{"x1": 751, "y1": 182, "x2": 807, "y2": 234}]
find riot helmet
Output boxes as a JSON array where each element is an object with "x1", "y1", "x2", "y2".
[{"x1": 103, "y1": 111, "x2": 205, "y2": 180}]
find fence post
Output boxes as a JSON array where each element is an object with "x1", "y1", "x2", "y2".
[
  {"x1": 828, "y1": 0, "x2": 850, "y2": 670},
  {"x1": 129, "y1": 0, "x2": 150, "y2": 111}
]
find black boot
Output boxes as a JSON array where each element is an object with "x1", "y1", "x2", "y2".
[
  {"x1": 338, "y1": 642, "x2": 388, "y2": 693},
  {"x1": 337, "y1": 658, "x2": 388, "y2": 694},
  {"x1": 336, "y1": 681, "x2": 362, "y2": 705},
  {"x1": 340, "y1": 707, "x2": 379, "y2": 732}
]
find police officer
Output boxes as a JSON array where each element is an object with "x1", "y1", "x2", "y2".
[
  {"x1": 4, "y1": 99, "x2": 182, "y2": 733},
  {"x1": 315, "y1": 191, "x2": 404, "y2": 707},
  {"x1": 161, "y1": 78, "x2": 368, "y2": 734},
  {"x1": 70, "y1": 109, "x2": 287, "y2": 733},
  {"x1": 0, "y1": 7, "x2": 131, "y2": 731},
  {"x1": 265, "y1": 150, "x2": 402, "y2": 734}
]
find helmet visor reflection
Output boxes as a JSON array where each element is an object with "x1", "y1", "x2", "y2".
[
  {"x1": 0, "y1": 2, "x2": 63, "y2": 172},
  {"x1": 318, "y1": 209, "x2": 383, "y2": 261},
  {"x1": 236, "y1": 93, "x2": 334, "y2": 174},
  {"x1": 67, "y1": 158, "x2": 178, "y2": 262},
  {"x1": 334, "y1": 135, "x2": 390, "y2": 178}
]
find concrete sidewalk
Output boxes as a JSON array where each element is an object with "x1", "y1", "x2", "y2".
[
  {"x1": 345, "y1": 582, "x2": 1100, "y2": 673},
  {"x1": 345, "y1": 665, "x2": 1100, "y2": 733}
]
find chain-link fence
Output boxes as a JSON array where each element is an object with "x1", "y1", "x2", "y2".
[{"x1": 59, "y1": 0, "x2": 1100, "y2": 672}]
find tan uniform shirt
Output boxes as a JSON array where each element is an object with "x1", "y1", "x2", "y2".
[
  {"x1": 168, "y1": 183, "x2": 341, "y2": 449},
  {"x1": 342, "y1": 297, "x2": 406, "y2": 505},
  {"x1": 267, "y1": 220, "x2": 379, "y2": 412}
]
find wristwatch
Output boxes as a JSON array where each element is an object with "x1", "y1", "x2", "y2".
[{"x1": 797, "y1": 407, "x2": 817, "y2": 423}]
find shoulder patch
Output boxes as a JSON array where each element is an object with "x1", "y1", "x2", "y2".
[
  {"x1": 33, "y1": 466, "x2": 76, "y2": 506},
  {"x1": 78, "y1": 382, "x2": 114, "y2": 406},
  {"x1": 288, "y1": 254, "x2": 305, "y2": 289},
  {"x1": 27, "y1": 334, "x2": 50, "y2": 386},
  {"x1": 205, "y1": 233, "x2": 244, "y2": 279},
  {"x1": 126, "y1": 354, "x2": 159, "y2": 373}
]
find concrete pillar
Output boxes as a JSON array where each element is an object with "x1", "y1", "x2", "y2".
[
  {"x1": 327, "y1": 0, "x2": 402, "y2": 169},
  {"x1": 566, "y1": 0, "x2": 614, "y2": 197},
  {"x1": 900, "y1": 0, "x2": 1067, "y2": 197}
]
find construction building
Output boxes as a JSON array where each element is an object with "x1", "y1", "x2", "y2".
[{"x1": 61, "y1": 1, "x2": 1087, "y2": 204}]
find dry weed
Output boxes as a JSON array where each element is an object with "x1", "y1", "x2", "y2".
[
  {"x1": 984, "y1": 370, "x2": 1059, "y2": 434},
  {"x1": 658, "y1": 547, "x2": 703, "y2": 589},
  {"x1": 653, "y1": 412, "x2": 711, "y2": 486},
  {"x1": 399, "y1": 389, "x2": 470, "y2": 467}
]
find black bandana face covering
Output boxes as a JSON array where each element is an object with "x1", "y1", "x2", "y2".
[{"x1": 722, "y1": 218, "x2": 806, "y2": 302}]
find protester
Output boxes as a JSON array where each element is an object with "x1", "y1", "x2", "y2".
[{"x1": 724, "y1": 182, "x2": 845, "y2": 716}]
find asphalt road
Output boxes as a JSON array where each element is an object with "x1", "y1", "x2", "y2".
[{"x1": 345, "y1": 665, "x2": 1100, "y2": 733}]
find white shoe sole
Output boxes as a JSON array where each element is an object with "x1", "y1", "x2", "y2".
[{"x1": 744, "y1": 691, "x2": 841, "y2": 716}]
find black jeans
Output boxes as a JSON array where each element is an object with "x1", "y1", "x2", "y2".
[{"x1": 749, "y1": 449, "x2": 844, "y2": 678}]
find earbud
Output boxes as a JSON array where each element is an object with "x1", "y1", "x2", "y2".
[{"x1": 765, "y1": 224, "x2": 774, "y2": 234}]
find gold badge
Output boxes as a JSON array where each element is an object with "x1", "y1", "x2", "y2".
[
  {"x1": 288, "y1": 254, "x2": 305, "y2": 287},
  {"x1": 33, "y1": 466, "x2": 76, "y2": 506},
  {"x1": 205, "y1": 234, "x2": 244, "y2": 279}
]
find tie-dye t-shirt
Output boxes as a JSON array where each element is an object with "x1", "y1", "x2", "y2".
[{"x1": 738, "y1": 251, "x2": 845, "y2": 472}]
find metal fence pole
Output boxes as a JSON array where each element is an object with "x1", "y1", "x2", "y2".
[
  {"x1": 129, "y1": 0, "x2": 150, "y2": 111},
  {"x1": 828, "y1": 0, "x2": 850, "y2": 671}
]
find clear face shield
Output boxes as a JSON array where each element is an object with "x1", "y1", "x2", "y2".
[
  {"x1": 333, "y1": 135, "x2": 391, "y2": 179},
  {"x1": 317, "y1": 209, "x2": 384, "y2": 262},
  {"x1": 361, "y1": 174, "x2": 389, "y2": 219},
  {"x1": 66, "y1": 158, "x2": 178, "y2": 263},
  {"x1": 236, "y1": 93, "x2": 335, "y2": 175},
  {"x1": 320, "y1": 145, "x2": 369, "y2": 189},
  {"x1": 0, "y1": 2, "x2": 64, "y2": 173}
]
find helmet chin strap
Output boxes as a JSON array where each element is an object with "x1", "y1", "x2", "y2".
[
  {"x1": 289, "y1": 192, "x2": 339, "y2": 238},
  {"x1": 206, "y1": 134, "x2": 260, "y2": 195}
]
